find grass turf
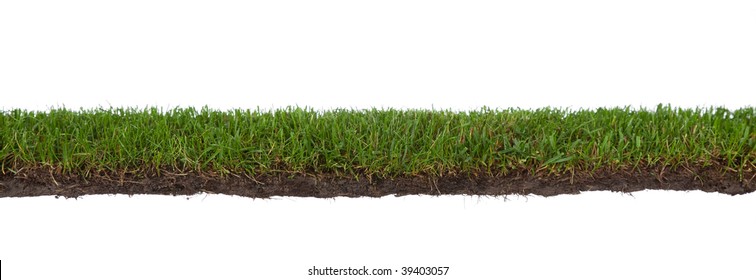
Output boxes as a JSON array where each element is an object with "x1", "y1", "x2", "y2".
[{"x1": 0, "y1": 105, "x2": 753, "y2": 181}]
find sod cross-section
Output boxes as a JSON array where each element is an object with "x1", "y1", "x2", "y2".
[{"x1": 0, "y1": 105, "x2": 753, "y2": 198}]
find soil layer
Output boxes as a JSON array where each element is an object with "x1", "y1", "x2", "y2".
[{"x1": 1, "y1": 165, "x2": 754, "y2": 198}]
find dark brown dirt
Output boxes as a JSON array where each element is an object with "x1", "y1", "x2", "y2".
[{"x1": 0, "y1": 165, "x2": 754, "y2": 199}]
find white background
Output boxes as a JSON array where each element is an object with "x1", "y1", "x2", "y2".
[{"x1": 1, "y1": 0, "x2": 755, "y2": 279}]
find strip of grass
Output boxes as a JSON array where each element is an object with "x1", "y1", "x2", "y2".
[{"x1": 0, "y1": 105, "x2": 753, "y2": 179}]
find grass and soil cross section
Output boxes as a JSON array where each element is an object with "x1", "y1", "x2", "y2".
[{"x1": 0, "y1": 105, "x2": 753, "y2": 198}]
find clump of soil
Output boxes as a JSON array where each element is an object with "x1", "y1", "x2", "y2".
[{"x1": 1, "y1": 165, "x2": 753, "y2": 199}]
